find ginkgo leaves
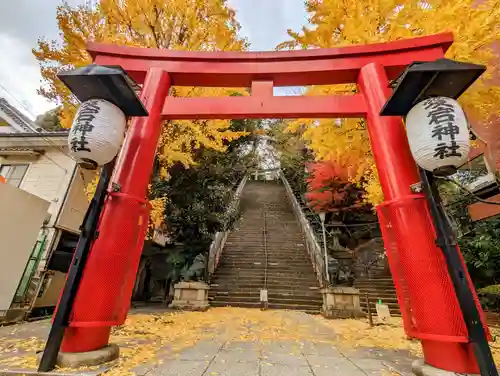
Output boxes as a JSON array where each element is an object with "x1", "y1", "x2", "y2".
[
  {"x1": 280, "y1": 0, "x2": 500, "y2": 206},
  {"x1": 34, "y1": 0, "x2": 249, "y2": 229}
]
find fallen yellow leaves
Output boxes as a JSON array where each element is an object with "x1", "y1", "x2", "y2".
[
  {"x1": 0, "y1": 336, "x2": 44, "y2": 369},
  {"x1": 1, "y1": 308, "x2": 500, "y2": 375},
  {"x1": 316, "y1": 317, "x2": 423, "y2": 356},
  {"x1": 318, "y1": 315, "x2": 500, "y2": 368},
  {"x1": 101, "y1": 308, "x2": 328, "y2": 376},
  {"x1": 487, "y1": 326, "x2": 500, "y2": 366}
]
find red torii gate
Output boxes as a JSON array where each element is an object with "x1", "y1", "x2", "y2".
[{"x1": 61, "y1": 32, "x2": 488, "y2": 373}]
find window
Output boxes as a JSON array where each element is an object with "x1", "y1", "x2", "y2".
[{"x1": 0, "y1": 164, "x2": 28, "y2": 188}]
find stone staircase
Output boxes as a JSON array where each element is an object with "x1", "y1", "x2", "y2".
[
  {"x1": 209, "y1": 180, "x2": 323, "y2": 313},
  {"x1": 355, "y1": 277, "x2": 401, "y2": 316}
]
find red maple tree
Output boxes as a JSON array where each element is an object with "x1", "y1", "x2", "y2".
[{"x1": 305, "y1": 159, "x2": 364, "y2": 212}]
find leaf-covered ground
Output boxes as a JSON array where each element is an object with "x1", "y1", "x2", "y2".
[{"x1": 0, "y1": 308, "x2": 499, "y2": 375}]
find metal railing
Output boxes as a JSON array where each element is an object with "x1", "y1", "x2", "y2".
[
  {"x1": 278, "y1": 170, "x2": 327, "y2": 287},
  {"x1": 263, "y1": 210, "x2": 269, "y2": 291},
  {"x1": 207, "y1": 174, "x2": 249, "y2": 279}
]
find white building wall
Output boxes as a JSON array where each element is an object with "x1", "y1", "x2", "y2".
[
  {"x1": 1, "y1": 148, "x2": 76, "y2": 225},
  {"x1": 0, "y1": 147, "x2": 80, "y2": 277}
]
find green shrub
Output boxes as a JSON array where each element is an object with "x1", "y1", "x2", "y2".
[{"x1": 478, "y1": 285, "x2": 500, "y2": 295}]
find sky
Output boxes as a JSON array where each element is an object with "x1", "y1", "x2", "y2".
[{"x1": 0, "y1": 0, "x2": 309, "y2": 120}]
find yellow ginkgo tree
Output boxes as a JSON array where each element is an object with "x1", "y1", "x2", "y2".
[
  {"x1": 279, "y1": 0, "x2": 500, "y2": 206},
  {"x1": 33, "y1": 0, "x2": 250, "y2": 227}
]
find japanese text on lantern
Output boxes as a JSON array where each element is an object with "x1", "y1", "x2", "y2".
[
  {"x1": 70, "y1": 100, "x2": 100, "y2": 153},
  {"x1": 423, "y1": 97, "x2": 461, "y2": 160}
]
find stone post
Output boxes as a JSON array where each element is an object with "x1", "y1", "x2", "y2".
[
  {"x1": 321, "y1": 286, "x2": 364, "y2": 319},
  {"x1": 170, "y1": 282, "x2": 210, "y2": 311}
]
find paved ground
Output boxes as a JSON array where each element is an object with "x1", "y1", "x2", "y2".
[
  {"x1": 0, "y1": 308, "x2": 417, "y2": 376},
  {"x1": 137, "y1": 339, "x2": 415, "y2": 376}
]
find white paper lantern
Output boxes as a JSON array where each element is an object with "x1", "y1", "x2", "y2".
[
  {"x1": 68, "y1": 99, "x2": 126, "y2": 169},
  {"x1": 405, "y1": 96, "x2": 470, "y2": 176}
]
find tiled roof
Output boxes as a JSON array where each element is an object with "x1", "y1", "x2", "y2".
[{"x1": 0, "y1": 98, "x2": 37, "y2": 133}]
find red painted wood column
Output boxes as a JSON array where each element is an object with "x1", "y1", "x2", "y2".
[
  {"x1": 358, "y1": 62, "x2": 481, "y2": 373},
  {"x1": 60, "y1": 68, "x2": 171, "y2": 352}
]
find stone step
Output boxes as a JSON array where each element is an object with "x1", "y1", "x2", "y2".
[
  {"x1": 358, "y1": 292, "x2": 398, "y2": 300},
  {"x1": 224, "y1": 240, "x2": 305, "y2": 245},
  {"x1": 216, "y1": 268, "x2": 316, "y2": 275},
  {"x1": 222, "y1": 249, "x2": 308, "y2": 254},
  {"x1": 209, "y1": 294, "x2": 322, "y2": 305},
  {"x1": 224, "y1": 244, "x2": 306, "y2": 249},
  {"x1": 216, "y1": 265, "x2": 315, "y2": 272},
  {"x1": 356, "y1": 280, "x2": 395, "y2": 284},
  {"x1": 212, "y1": 276, "x2": 319, "y2": 285},
  {"x1": 210, "y1": 297, "x2": 321, "y2": 306},
  {"x1": 228, "y1": 232, "x2": 302, "y2": 236},
  {"x1": 361, "y1": 295, "x2": 398, "y2": 303},
  {"x1": 210, "y1": 300, "x2": 321, "y2": 313},
  {"x1": 233, "y1": 220, "x2": 299, "y2": 224},
  {"x1": 211, "y1": 284, "x2": 320, "y2": 292},
  {"x1": 212, "y1": 272, "x2": 318, "y2": 281},
  {"x1": 211, "y1": 279, "x2": 319, "y2": 288},
  {"x1": 360, "y1": 298, "x2": 400, "y2": 306},
  {"x1": 223, "y1": 249, "x2": 306, "y2": 253},
  {"x1": 213, "y1": 265, "x2": 315, "y2": 273},
  {"x1": 224, "y1": 245, "x2": 306, "y2": 250},
  {"x1": 220, "y1": 254, "x2": 310, "y2": 261},
  {"x1": 220, "y1": 254, "x2": 309, "y2": 258},
  {"x1": 218, "y1": 261, "x2": 312, "y2": 267},
  {"x1": 356, "y1": 278, "x2": 395, "y2": 283},
  {"x1": 209, "y1": 287, "x2": 322, "y2": 295},
  {"x1": 234, "y1": 222, "x2": 298, "y2": 226},
  {"x1": 217, "y1": 262, "x2": 315, "y2": 270},
  {"x1": 233, "y1": 225, "x2": 298, "y2": 228},
  {"x1": 230, "y1": 231, "x2": 299, "y2": 234},
  {"x1": 223, "y1": 250, "x2": 307, "y2": 255},
  {"x1": 355, "y1": 284, "x2": 396, "y2": 290},
  {"x1": 209, "y1": 288, "x2": 322, "y2": 297},
  {"x1": 222, "y1": 251, "x2": 307, "y2": 256},
  {"x1": 356, "y1": 286, "x2": 397, "y2": 292}
]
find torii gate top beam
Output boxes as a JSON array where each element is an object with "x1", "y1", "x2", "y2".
[
  {"x1": 88, "y1": 33, "x2": 453, "y2": 88},
  {"x1": 86, "y1": 33, "x2": 453, "y2": 120}
]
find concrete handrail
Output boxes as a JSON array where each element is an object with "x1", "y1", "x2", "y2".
[
  {"x1": 207, "y1": 174, "x2": 249, "y2": 278},
  {"x1": 278, "y1": 170, "x2": 327, "y2": 287}
]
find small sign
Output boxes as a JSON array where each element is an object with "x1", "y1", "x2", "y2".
[
  {"x1": 376, "y1": 302, "x2": 391, "y2": 322},
  {"x1": 260, "y1": 289, "x2": 268, "y2": 302}
]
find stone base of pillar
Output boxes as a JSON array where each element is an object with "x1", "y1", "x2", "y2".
[
  {"x1": 321, "y1": 286, "x2": 365, "y2": 319},
  {"x1": 36, "y1": 344, "x2": 119, "y2": 369},
  {"x1": 170, "y1": 281, "x2": 210, "y2": 311},
  {"x1": 412, "y1": 359, "x2": 483, "y2": 376}
]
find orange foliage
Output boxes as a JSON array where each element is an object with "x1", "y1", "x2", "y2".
[{"x1": 305, "y1": 159, "x2": 364, "y2": 212}]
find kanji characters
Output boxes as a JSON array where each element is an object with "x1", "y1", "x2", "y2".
[
  {"x1": 70, "y1": 100, "x2": 101, "y2": 153},
  {"x1": 431, "y1": 123, "x2": 460, "y2": 141},
  {"x1": 70, "y1": 137, "x2": 91, "y2": 153},
  {"x1": 434, "y1": 141, "x2": 462, "y2": 159},
  {"x1": 421, "y1": 97, "x2": 462, "y2": 160}
]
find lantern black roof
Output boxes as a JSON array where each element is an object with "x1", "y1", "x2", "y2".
[
  {"x1": 381, "y1": 58, "x2": 486, "y2": 117},
  {"x1": 57, "y1": 65, "x2": 148, "y2": 117}
]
